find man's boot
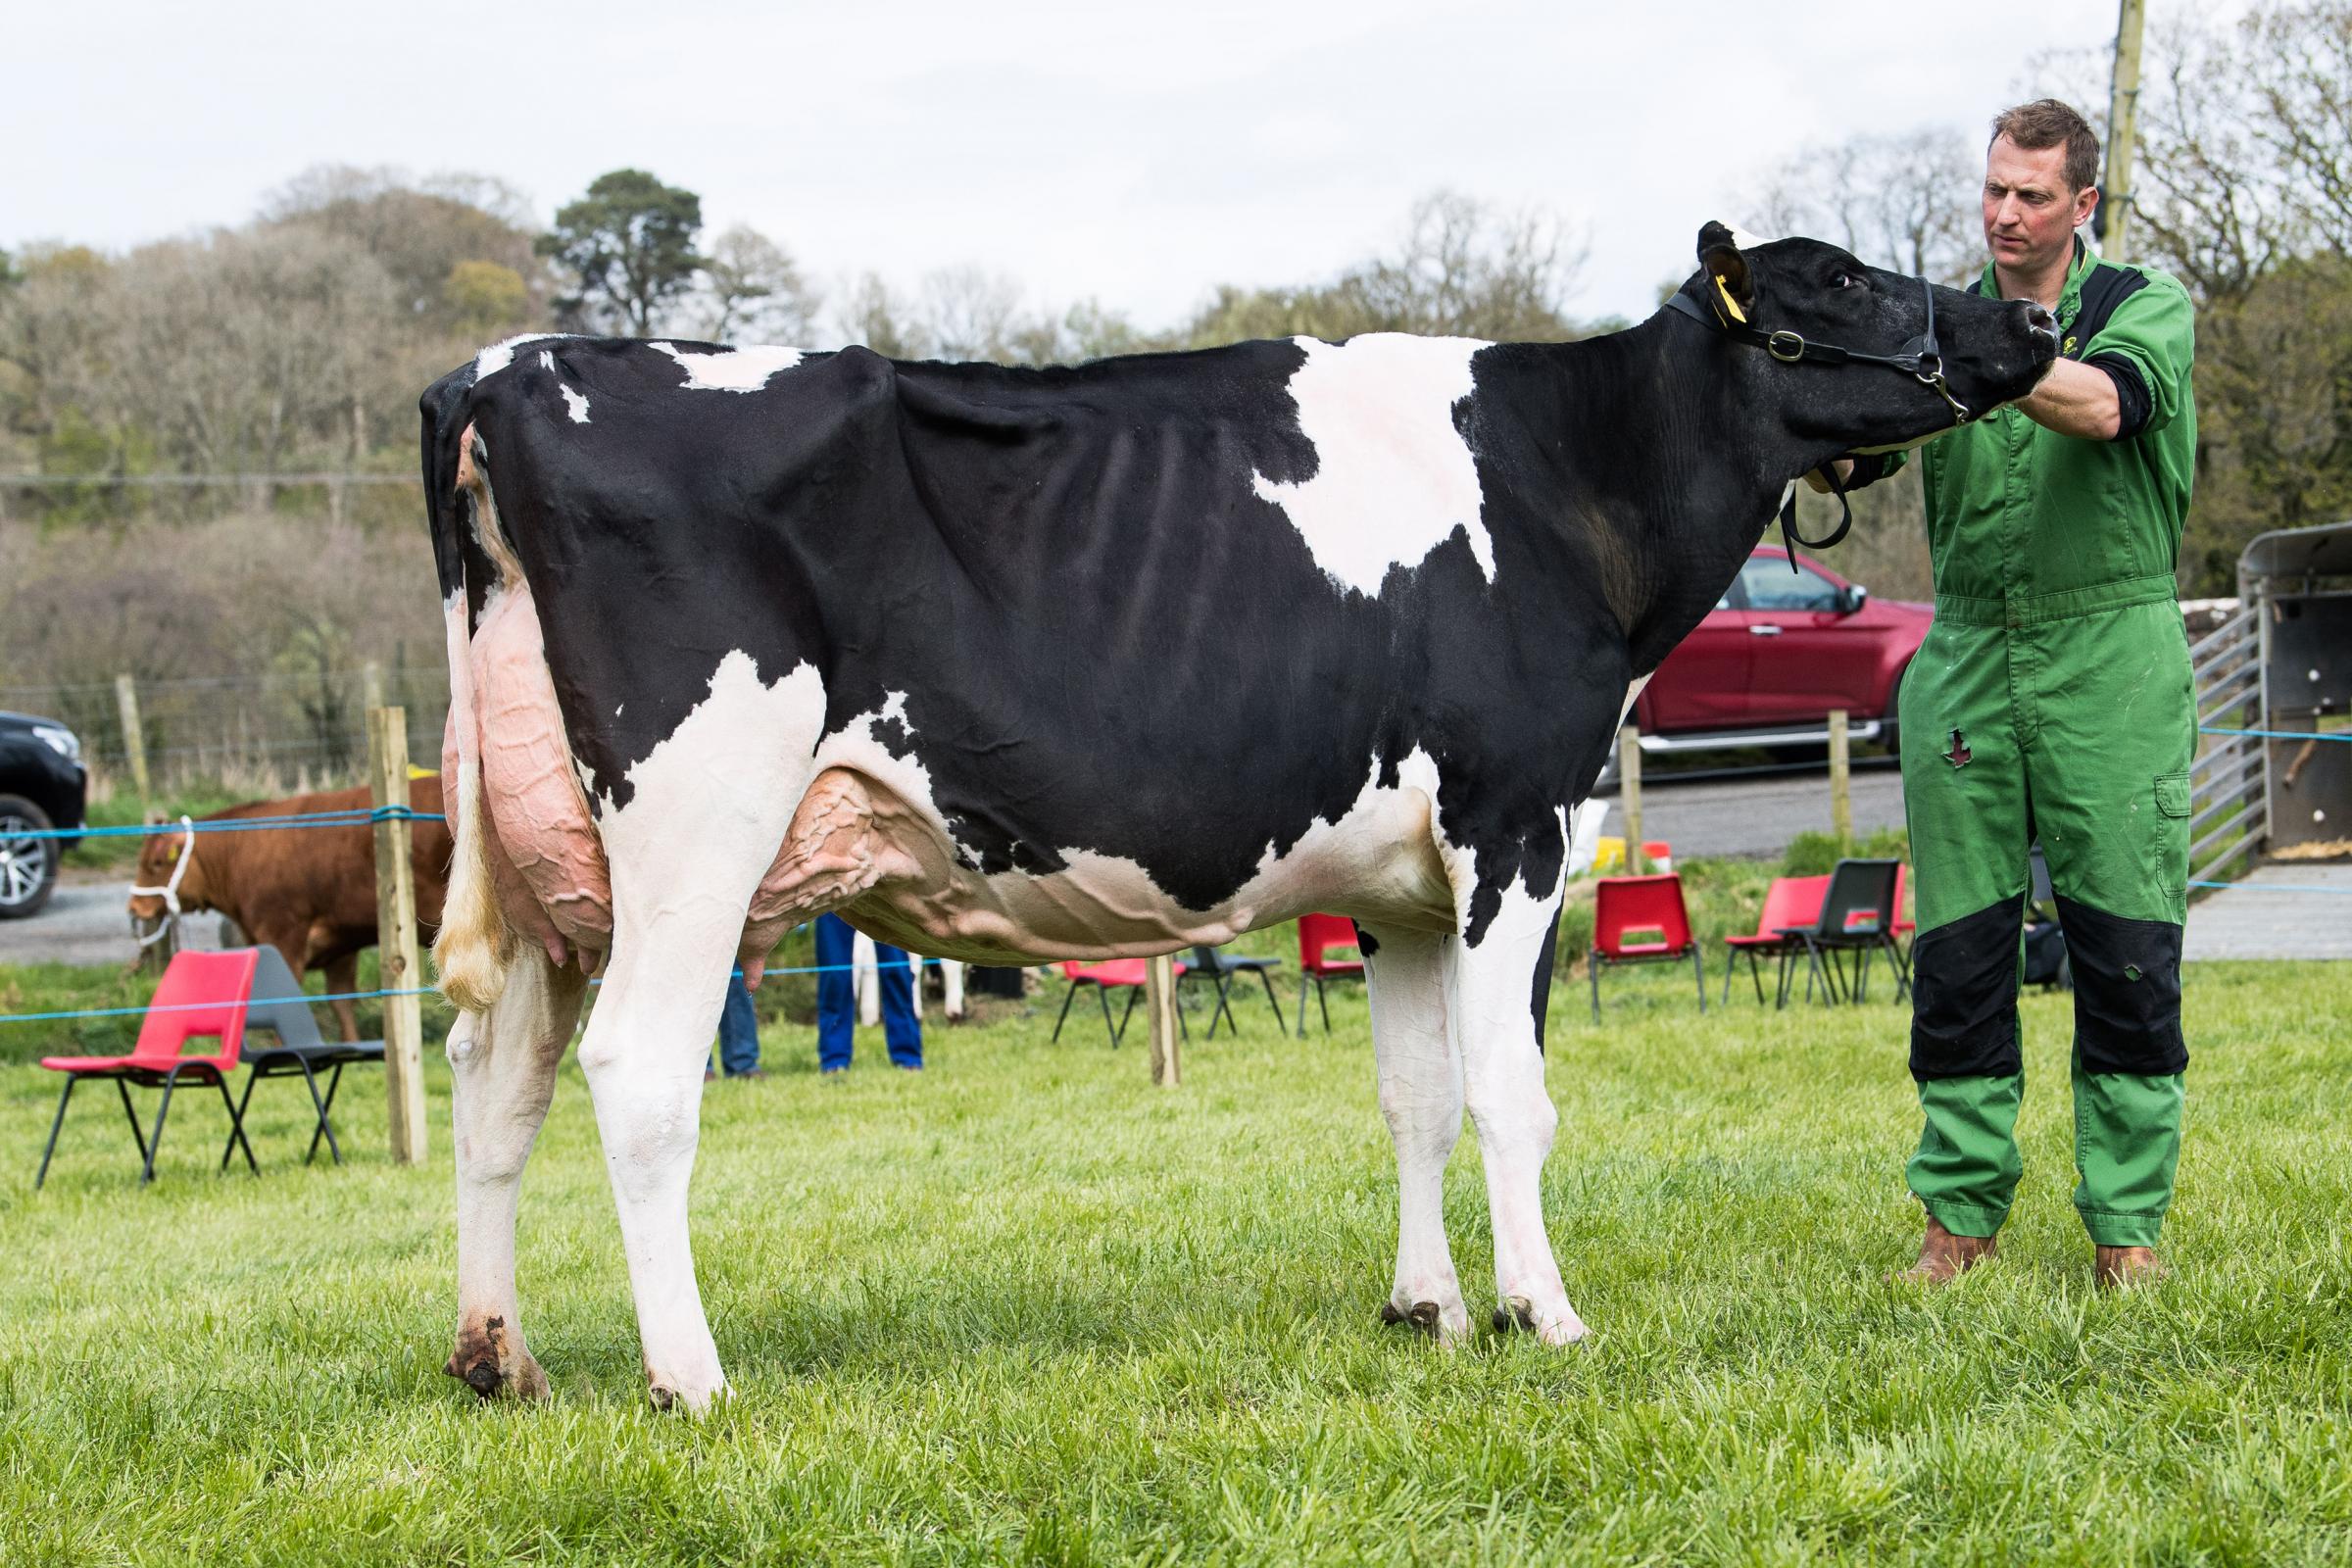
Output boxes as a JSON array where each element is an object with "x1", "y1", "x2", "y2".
[
  {"x1": 2093, "y1": 1245, "x2": 2169, "y2": 1290},
  {"x1": 1892, "y1": 1215, "x2": 1996, "y2": 1285}
]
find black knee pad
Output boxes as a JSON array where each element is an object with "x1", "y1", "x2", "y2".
[
  {"x1": 2053, "y1": 897, "x2": 2187, "y2": 1075},
  {"x1": 1910, "y1": 894, "x2": 2027, "y2": 1080}
]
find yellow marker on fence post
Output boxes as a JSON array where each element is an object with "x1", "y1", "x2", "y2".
[
  {"x1": 1618, "y1": 724, "x2": 1646, "y2": 875},
  {"x1": 1828, "y1": 709, "x2": 1852, "y2": 850},
  {"x1": 114, "y1": 674, "x2": 152, "y2": 812},
  {"x1": 1146, "y1": 953, "x2": 1180, "y2": 1088},
  {"x1": 368, "y1": 705, "x2": 429, "y2": 1165}
]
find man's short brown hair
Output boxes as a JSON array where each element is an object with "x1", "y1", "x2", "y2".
[{"x1": 1989, "y1": 99, "x2": 2102, "y2": 193}]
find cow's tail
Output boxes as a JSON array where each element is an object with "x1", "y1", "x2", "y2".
[{"x1": 421, "y1": 372, "x2": 517, "y2": 1013}]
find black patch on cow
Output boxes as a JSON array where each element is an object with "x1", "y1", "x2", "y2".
[
  {"x1": 1530, "y1": 914, "x2": 1559, "y2": 1054},
  {"x1": 1352, "y1": 924, "x2": 1381, "y2": 958}
]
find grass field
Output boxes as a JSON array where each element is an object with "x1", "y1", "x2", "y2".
[{"x1": 2, "y1": 956, "x2": 2347, "y2": 1565}]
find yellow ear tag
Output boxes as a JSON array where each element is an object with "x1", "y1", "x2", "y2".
[{"x1": 1715, "y1": 276, "x2": 1748, "y2": 323}]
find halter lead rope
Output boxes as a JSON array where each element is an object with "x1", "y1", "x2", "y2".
[{"x1": 1666, "y1": 272, "x2": 1973, "y2": 569}]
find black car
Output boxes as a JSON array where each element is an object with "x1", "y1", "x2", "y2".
[{"x1": 0, "y1": 710, "x2": 87, "y2": 918}]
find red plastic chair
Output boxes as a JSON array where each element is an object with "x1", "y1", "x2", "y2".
[
  {"x1": 1588, "y1": 874, "x2": 1706, "y2": 1020},
  {"x1": 36, "y1": 948, "x2": 262, "y2": 1188},
  {"x1": 1052, "y1": 956, "x2": 1189, "y2": 1048},
  {"x1": 1294, "y1": 913, "x2": 1366, "y2": 1037},
  {"x1": 1721, "y1": 874, "x2": 1830, "y2": 1007}
]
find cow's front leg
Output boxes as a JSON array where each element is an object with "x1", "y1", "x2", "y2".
[
  {"x1": 1361, "y1": 921, "x2": 1470, "y2": 1345},
  {"x1": 1453, "y1": 887, "x2": 1587, "y2": 1345},
  {"x1": 447, "y1": 950, "x2": 586, "y2": 1398},
  {"x1": 572, "y1": 906, "x2": 746, "y2": 1413}
]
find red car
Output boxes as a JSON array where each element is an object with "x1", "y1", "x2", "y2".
[{"x1": 1632, "y1": 547, "x2": 1931, "y2": 757}]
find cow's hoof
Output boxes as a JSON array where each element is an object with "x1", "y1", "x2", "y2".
[
  {"x1": 445, "y1": 1316, "x2": 549, "y2": 1401},
  {"x1": 1492, "y1": 1295, "x2": 1591, "y2": 1346},
  {"x1": 1380, "y1": 1298, "x2": 1468, "y2": 1347}
]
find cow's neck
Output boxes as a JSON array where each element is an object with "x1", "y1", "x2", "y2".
[{"x1": 1516, "y1": 313, "x2": 1824, "y2": 674}]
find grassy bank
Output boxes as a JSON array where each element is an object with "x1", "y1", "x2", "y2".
[{"x1": 1, "y1": 956, "x2": 2344, "y2": 1564}]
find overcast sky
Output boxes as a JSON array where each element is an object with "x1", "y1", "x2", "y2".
[{"x1": 10, "y1": 0, "x2": 2156, "y2": 329}]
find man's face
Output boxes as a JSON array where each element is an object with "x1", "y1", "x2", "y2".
[{"x1": 1982, "y1": 134, "x2": 2098, "y2": 275}]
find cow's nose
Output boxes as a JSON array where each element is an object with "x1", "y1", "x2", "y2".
[{"x1": 2024, "y1": 303, "x2": 2058, "y2": 340}]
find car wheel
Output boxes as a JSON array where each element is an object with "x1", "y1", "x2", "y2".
[{"x1": 0, "y1": 794, "x2": 62, "y2": 919}]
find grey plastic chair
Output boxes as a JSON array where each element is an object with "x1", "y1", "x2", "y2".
[{"x1": 221, "y1": 947, "x2": 384, "y2": 1166}]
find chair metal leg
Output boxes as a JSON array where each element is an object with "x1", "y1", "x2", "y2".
[
  {"x1": 115, "y1": 1078, "x2": 150, "y2": 1166},
  {"x1": 1206, "y1": 974, "x2": 1238, "y2": 1039},
  {"x1": 1315, "y1": 976, "x2": 1332, "y2": 1034},
  {"x1": 1589, "y1": 956, "x2": 1602, "y2": 1022},
  {"x1": 1256, "y1": 968, "x2": 1288, "y2": 1034},
  {"x1": 1692, "y1": 945, "x2": 1707, "y2": 1011},
  {"x1": 1099, "y1": 986, "x2": 1120, "y2": 1046},
  {"x1": 34, "y1": 1075, "x2": 76, "y2": 1190},
  {"x1": 1721, "y1": 949, "x2": 1734, "y2": 1006},
  {"x1": 1296, "y1": 975, "x2": 1310, "y2": 1039},
  {"x1": 306, "y1": 1062, "x2": 347, "y2": 1165},
  {"x1": 143, "y1": 1068, "x2": 185, "y2": 1185},
  {"x1": 216, "y1": 1076, "x2": 260, "y2": 1176},
  {"x1": 1051, "y1": 981, "x2": 1081, "y2": 1043},
  {"x1": 223, "y1": 1069, "x2": 264, "y2": 1172},
  {"x1": 1114, "y1": 985, "x2": 1141, "y2": 1046}
]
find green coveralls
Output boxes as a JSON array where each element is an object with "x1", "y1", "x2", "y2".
[{"x1": 1875, "y1": 241, "x2": 2198, "y2": 1249}]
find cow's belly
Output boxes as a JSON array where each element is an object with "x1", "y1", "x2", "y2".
[{"x1": 777, "y1": 760, "x2": 1458, "y2": 964}]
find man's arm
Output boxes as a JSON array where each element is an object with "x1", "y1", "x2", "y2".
[{"x1": 2015, "y1": 356, "x2": 2122, "y2": 440}]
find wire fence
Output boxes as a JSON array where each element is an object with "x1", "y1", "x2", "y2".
[{"x1": 2, "y1": 666, "x2": 450, "y2": 793}]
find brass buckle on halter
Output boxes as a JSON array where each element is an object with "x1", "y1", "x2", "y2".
[{"x1": 1766, "y1": 330, "x2": 1806, "y2": 364}]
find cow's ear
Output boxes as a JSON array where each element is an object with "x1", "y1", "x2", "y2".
[{"x1": 1695, "y1": 220, "x2": 1754, "y2": 325}]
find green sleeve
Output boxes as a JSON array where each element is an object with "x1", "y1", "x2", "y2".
[{"x1": 2082, "y1": 270, "x2": 2196, "y2": 434}]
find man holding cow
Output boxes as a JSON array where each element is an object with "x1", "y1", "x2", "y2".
[{"x1": 1834, "y1": 99, "x2": 2198, "y2": 1289}]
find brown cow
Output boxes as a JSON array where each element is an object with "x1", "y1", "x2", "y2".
[{"x1": 127, "y1": 777, "x2": 452, "y2": 1041}]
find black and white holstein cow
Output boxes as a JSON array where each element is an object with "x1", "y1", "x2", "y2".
[{"x1": 423, "y1": 225, "x2": 2057, "y2": 1410}]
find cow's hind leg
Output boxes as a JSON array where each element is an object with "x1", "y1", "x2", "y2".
[
  {"x1": 1455, "y1": 886, "x2": 1587, "y2": 1345},
  {"x1": 1361, "y1": 921, "x2": 1470, "y2": 1346},
  {"x1": 446, "y1": 950, "x2": 586, "y2": 1399}
]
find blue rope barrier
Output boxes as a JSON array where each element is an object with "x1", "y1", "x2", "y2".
[
  {"x1": 2199, "y1": 726, "x2": 2352, "y2": 744},
  {"x1": 12, "y1": 806, "x2": 447, "y2": 842},
  {"x1": 0, "y1": 957, "x2": 954, "y2": 1026},
  {"x1": 2190, "y1": 879, "x2": 2352, "y2": 895}
]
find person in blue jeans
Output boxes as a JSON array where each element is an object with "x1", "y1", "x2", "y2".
[
  {"x1": 814, "y1": 912, "x2": 922, "y2": 1072},
  {"x1": 708, "y1": 978, "x2": 762, "y2": 1080}
]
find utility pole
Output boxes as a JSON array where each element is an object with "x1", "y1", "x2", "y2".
[{"x1": 2103, "y1": 0, "x2": 2148, "y2": 262}]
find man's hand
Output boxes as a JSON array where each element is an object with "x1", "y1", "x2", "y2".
[{"x1": 2016, "y1": 356, "x2": 2121, "y2": 440}]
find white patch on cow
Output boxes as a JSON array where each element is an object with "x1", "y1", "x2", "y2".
[
  {"x1": 561, "y1": 384, "x2": 592, "y2": 424},
  {"x1": 1251, "y1": 334, "x2": 1494, "y2": 597},
  {"x1": 1726, "y1": 224, "x2": 1775, "y2": 252},
  {"x1": 577, "y1": 650, "x2": 829, "y2": 1410},
  {"x1": 539, "y1": 351, "x2": 556, "y2": 371},
  {"x1": 650, "y1": 341, "x2": 805, "y2": 393},
  {"x1": 475, "y1": 333, "x2": 574, "y2": 381}
]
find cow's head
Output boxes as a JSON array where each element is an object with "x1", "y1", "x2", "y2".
[
  {"x1": 125, "y1": 823, "x2": 211, "y2": 940},
  {"x1": 1679, "y1": 220, "x2": 2057, "y2": 455}
]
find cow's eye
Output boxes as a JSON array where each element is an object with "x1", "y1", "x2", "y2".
[{"x1": 1833, "y1": 271, "x2": 1858, "y2": 289}]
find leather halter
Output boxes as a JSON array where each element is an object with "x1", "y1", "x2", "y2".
[{"x1": 1666, "y1": 272, "x2": 1973, "y2": 564}]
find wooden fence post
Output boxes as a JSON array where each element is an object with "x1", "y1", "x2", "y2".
[
  {"x1": 1145, "y1": 953, "x2": 1180, "y2": 1088},
  {"x1": 1618, "y1": 724, "x2": 1645, "y2": 874},
  {"x1": 114, "y1": 674, "x2": 152, "y2": 810},
  {"x1": 368, "y1": 706, "x2": 429, "y2": 1165},
  {"x1": 362, "y1": 661, "x2": 385, "y2": 720},
  {"x1": 1828, "y1": 709, "x2": 1852, "y2": 850}
]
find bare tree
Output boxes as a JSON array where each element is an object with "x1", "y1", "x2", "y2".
[
  {"x1": 692, "y1": 225, "x2": 819, "y2": 344},
  {"x1": 1753, "y1": 128, "x2": 1982, "y2": 283}
]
